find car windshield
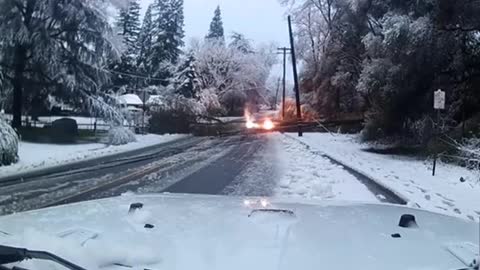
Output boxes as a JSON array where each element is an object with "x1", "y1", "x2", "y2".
[{"x1": 0, "y1": 0, "x2": 479, "y2": 270}]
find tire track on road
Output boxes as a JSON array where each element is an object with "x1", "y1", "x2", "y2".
[
  {"x1": 0, "y1": 137, "x2": 216, "y2": 215},
  {"x1": 0, "y1": 136, "x2": 204, "y2": 188},
  {"x1": 83, "y1": 136, "x2": 241, "y2": 199},
  {"x1": 162, "y1": 135, "x2": 267, "y2": 195}
]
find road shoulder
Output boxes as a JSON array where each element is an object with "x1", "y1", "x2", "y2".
[
  {"x1": 288, "y1": 132, "x2": 480, "y2": 221},
  {"x1": 0, "y1": 134, "x2": 189, "y2": 183}
]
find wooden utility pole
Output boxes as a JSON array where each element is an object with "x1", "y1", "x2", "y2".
[
  {"x1": 274, "y1": 77, "x2": 281, "y2": 110},
  {"x1": 277, "y1": 47, "x2": 290, "y2": 120},
  {"x1": 288, "y1": 15, "x2": 303, "y2": 137}
]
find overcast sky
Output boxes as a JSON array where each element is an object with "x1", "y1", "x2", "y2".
[
  {"x1": 140, "y1": 0, "x2": 290, "y2": 46},
  {"x1": 139, "y1": 0, "x2": 293, "y2": 87}
]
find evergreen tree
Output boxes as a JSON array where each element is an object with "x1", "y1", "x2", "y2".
[
  {"x1": 137, "y1": 4, "x2": 154, "y2": 71},
  {"x1": 116, "y1": 0, "x2": 141, "y2": 55},
  {"x1": 174, "y1": 54, "x2": 199, "y2": 98},
  {"x1": 229, "y1": 32, "x2": 253, "y2": 54},
  {"x1": 149, "y1": 0, "x2": 185, "y2": 79},
  {"x1": 110, "y1": 0, "x2": 142, "y2": 91},
  {"x1": 0, "y1": 0, "x2": 115, "y2": 128},
  {"x1": 206, "y1": 6, "x2": 225, "y2": 42}
]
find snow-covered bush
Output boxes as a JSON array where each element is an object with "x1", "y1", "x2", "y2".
[
  {"x1": 107, "y1": 126, "x2": 136, "y2": 146},
  {"x1": 198, "y1": 88, "x2": 223, "y2": 116},
  {"x1": 360, "y1": 112, "x2": 385, "y2": 142},
  {"x1": 0, "y1": 117, "x2": 18, "y2": 166},
  {"x1": 149, "y1": 109, "x2": 193, "y2": 134},
  {"x1": 457, "y1": 138, "x2": 480, "y2": 167},
  {"x1": 405, "y1": 116, "x2": 434, "y2": 145},
  {"x1": 280, "y1": 98, "x2": 318, "y2": 122},
  {"x1": 220, "y1": 89, "x2": 247, "y2": 116},
  {"x1": 149, "y1": 95, "x2": 201, "y2": 134},
  {"x1": 453, "y1": 137, "x2": 480, "y2": 184}
]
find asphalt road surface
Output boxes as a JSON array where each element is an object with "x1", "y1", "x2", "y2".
[
  {"x1": 0, "y1": 135, "x2": 276, "y2": 215},
  {"x1": 0, "y1": 133, "x2": 405, "y2": 215}
]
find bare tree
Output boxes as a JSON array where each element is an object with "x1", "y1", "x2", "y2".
[{"x1": 282, "y1": 0, "x2": 344, "y2": 68}]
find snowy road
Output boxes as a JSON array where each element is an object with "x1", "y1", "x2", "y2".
[{"x1": 0, "y1": 133, "x2": 402, "y2": 216}]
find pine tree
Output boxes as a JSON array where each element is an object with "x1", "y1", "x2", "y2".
[
  {"x1": 116, "y1": 0, "x2": 141, "y2": 55},
  {"x1": 111, "y1": 0, "x2": 142, "y2": 90},
  {"x1": 137, "y1": 4, "x2": 154, "y2": 71},
  {"x1": 206, "y1": 6, "x2": 225, "y2": 43},
  {"x1": 149, "y1": 0, "x2": 185, "y2": 79},
  {"x1": 174, "y1": 54, "x2": 199, "y2": 98},
  {"x1": 0, "y1": 0, "x2": 115, "y2": 128},
  {"x1": 229, "y1": 32, "x2": 253, "y2": 54}
]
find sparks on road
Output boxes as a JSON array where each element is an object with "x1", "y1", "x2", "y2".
[
  {"x1": 263, "y1": 119, "x2": 275, "y2": 130},
  {"x1": 246, "y1": 120, "x2": 259, "y2": 129}
]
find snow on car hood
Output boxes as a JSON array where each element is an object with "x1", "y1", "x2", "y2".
[{"x1": 0, "y1": 193, "x2": 478, "y2": 270}]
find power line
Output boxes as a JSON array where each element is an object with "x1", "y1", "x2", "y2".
[{"x1": 104, "y1": 69, "x2": 171, "y2": 83}]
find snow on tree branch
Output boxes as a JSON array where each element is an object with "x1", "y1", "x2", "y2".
[
  {"x1": 457, "y1": 138, "x2": 480, "y2": 163},
  {"x1": 83, "y1": 92, "x2": 126, "y2": 126},
  {"x1": 107, "y1": 126, "x2": 136, "y2": 145}
]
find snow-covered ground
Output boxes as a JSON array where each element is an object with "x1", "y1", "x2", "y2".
[
  {"x1": 288, "y1": 133, "x2": 480, "y2": 221},
  {"x1": 273, "y1": 134, "x2": 379, "y2": 202},
  {"x1": 226, "y1": 134, "x2": 379, "y2": 202},
  {"x1": 0, "y1": 134, "x2": 186, "y2": 179}
]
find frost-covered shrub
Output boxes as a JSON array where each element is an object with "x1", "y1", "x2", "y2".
[
  {"x1": 148, "y1": 93, "x2": 203, "y2": 134},
  {"x1": 219, "y1": 89, "x2": 247, "y2": 116},
  {"x1": 405, "y1": 116, "x2": 434, "y2": 145},
  {"x1": 107, "y1": 126, "x2": 136, "y2": 146},
  {"x1": 149, "y1": 109, "x2": 194, "y2": 134},
  {"x1": 457, "y1": 137, "x2": 480, "y2": 171},
  {"x1": 280, "y1": 98, "x2": 318, "y2": 122},
  {"x1": 451, "y1": 137, "x2": 480, "y2": 184},
  {"x1": 198, "y1": 88, "x2": 223, "y2": 116},
  {"x1": 0, "y1": 117, "x2": 19, "y2": 166},
  {"x1": 149, "y1": 101, "x2": 197, "y2": 134},
  {"x1": 360, "y1": 114, "x2": 385, "y2": 142}
]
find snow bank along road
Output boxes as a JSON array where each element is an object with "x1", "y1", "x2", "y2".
[
  {"x1": 0, "y1": 134, "x2": 186, "y2": 181},
  {"x1": 292, "y1": 133, "x2": 480, "y2": 221},
  {"x1": 0, "y1": 133, "x2": 404, "y2": 215}
]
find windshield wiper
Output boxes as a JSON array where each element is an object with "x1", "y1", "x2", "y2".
[{"x1": 0, "y1": 245, "x2": 86, "y2": 270}]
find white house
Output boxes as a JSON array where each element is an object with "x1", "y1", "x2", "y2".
[
  {"x1": 118, "y1": 94, "x2": 145, "y2": 128},
  {"x1": 118, "y1": 94, "x2": 144, "y2": 110}
]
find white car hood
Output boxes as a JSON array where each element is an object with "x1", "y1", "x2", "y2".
[{"x1": 0, "y1": 193, "x2": 478, "y2": 270}]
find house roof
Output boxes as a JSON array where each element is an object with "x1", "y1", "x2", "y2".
[
  {"x1": 146, "y1": 95, "x2": 165, "y2": 106},
  {"x1": 118, "y1": 94, "x2": 143, "y2": 106}
]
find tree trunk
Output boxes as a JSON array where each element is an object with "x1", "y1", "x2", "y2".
[
  {"x1": 335, "y1": 86, "x2": 340, "y2": 113},
  {"x1": 12, "y1": 46, "x2": 27, "y2": 129},
  {"x1": 12, "y1": 0, "x2": 35, "y2": 129}
]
